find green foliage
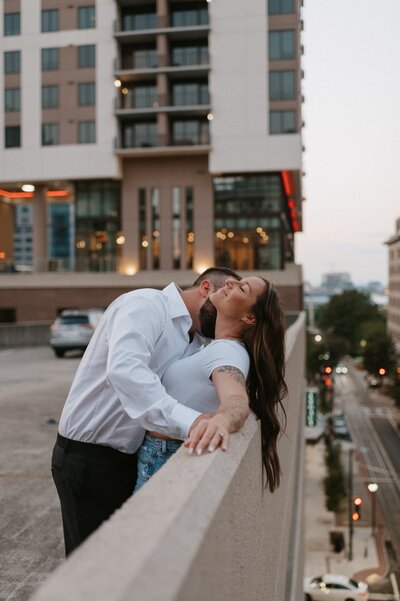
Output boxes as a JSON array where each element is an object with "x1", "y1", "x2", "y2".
[
  {"x1": 324, "y1": 438, "x2": 346, "y2": 513},
  {"x1": 318, "y1": 290, "x2": 384, "y2": 355},
  {"x1": 359, "y1": 320, "x2": 395, "y2": 375}
]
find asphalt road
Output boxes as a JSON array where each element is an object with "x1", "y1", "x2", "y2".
[
  {"x1": 0, "y1": 346, "x2": 81, "y2": 601},
  {"x1": 334, "y1": 365, "x2": 400, "y2": 566}
]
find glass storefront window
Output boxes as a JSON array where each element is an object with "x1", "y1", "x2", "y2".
[
  {"x1": 151, "y1": 188, "x2": 160, "y2": 269},
  {"x1": 214, "y1": 175, "x2": 285, "y2": 270},
  {"x1": 172, "y1": 187, "x2": 181, "y2": 268},
  {"x1": 75, "y1": 181, "x2": 121, "y2": 272},
  {"x1": 138, "y1": 188, "x2": 147, "y2": 269}
]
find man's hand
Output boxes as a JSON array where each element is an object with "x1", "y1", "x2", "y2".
[{"x1": 184, "y1": 413, "x2": 230, "y2": 455}]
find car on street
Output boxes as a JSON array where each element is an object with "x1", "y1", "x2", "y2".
[
  {"x1": 49, "y1": 308, "x2": 104, "y2": 357},
  {"x1": 365, "y1": 374, "x2": 381, "y2": 388},
  {"x1": 335, "y1": 365, "x2": 348, "y2": 374},
  {"x1": 304, "y1": 574, "x2": 368, "y2": 601}
]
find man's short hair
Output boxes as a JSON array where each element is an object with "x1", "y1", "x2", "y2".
[{"x1": 192, "y1": 266, "x2": 242, "y2": 289}]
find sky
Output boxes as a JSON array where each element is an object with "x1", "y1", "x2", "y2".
[{"x1": 295, "y1": 0, "x2": 400, "y2": 287}]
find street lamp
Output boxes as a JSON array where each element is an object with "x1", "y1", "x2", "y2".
[
  {"x1": 315, "y1": 334, "x2": 322, "y2": 343},
  {"x1": 367, "y1": 483, "x2": 378, "y2": 536}
]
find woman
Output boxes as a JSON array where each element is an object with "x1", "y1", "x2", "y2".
[{"x1": 134, "y1": 276, "x2": 287, "y2": 493}]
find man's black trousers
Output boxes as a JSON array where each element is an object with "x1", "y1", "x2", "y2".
[{"x1": 51, "y1": 434, "x2": 137, "y2": 556}]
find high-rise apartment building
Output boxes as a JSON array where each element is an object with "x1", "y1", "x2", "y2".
[
  {"x1": 386, "y1": 217, "x2": 400, "y2": 352},
  {"x1": 0, "y1": 0, "x2": 304, "y2": 321}
]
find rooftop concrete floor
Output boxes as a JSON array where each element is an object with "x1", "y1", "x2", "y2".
[{"x1": 0, "y1": 346, "x2": 80, "y2": 601}]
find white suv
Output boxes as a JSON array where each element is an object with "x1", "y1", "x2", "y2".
[{"x1": 49, "y1": 308, "x2": 104, "y2": 358}]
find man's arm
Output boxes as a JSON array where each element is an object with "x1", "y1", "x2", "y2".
[
  {"x1": 105, "y1": 295, "x2": 201, "y2": 440},
  {"x1": 184, "y1": 365, "x2": 250, "y2": 454}
]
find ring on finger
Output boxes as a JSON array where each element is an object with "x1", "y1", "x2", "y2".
[{"x1": 217, "y1": 431, "x2": 225, "y2": 438}]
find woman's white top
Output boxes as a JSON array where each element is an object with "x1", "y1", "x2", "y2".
[{"x1": 162, "y1": 339, "x2": 250, "y2": 414}]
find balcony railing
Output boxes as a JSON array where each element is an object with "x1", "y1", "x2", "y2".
[
  {"x1": 114, "y1": 51, "x2": 209, "y2": 72},
  {"x1": 113, "y1": 10, "x2": 208, "y2": 33},
  {"x1": 114, "y1": 130, "x2": 211, "y2": 150}
]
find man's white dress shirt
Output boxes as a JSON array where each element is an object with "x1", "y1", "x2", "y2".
[{"x1": 58, "y1": 283, "x2": 202, "y2": 453}]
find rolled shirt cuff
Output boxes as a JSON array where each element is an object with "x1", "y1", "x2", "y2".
[{"x1": 168, "y1": 403, "x2": 202, "y2": 440}]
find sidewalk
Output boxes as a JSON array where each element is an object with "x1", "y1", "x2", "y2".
[{"x1": 304, "y1": 441, "x2": 387, "y2": 582}]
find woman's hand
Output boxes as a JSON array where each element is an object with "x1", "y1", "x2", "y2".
[{"x1": 184, "y1": 414, "x2": 230, "y2": 455}]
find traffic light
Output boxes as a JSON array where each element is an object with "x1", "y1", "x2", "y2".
[
  {"x1": 325, "y1": 366, "x2": 332, "y2": 374},
  {"x1": 352, "y1": 497, "x2": 363, "y2": 521},
  {"x1": 378, "y1": 368, "x2": 386, "y2": 376}
]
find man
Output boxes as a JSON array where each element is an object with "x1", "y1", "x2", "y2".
[{"x1": 52, "y1": 267, "x2": 241, "y2": 556}]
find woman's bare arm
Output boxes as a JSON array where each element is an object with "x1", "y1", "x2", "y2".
[{"x1": 184, "y1": 366, "x2": 250, "y2": 455}]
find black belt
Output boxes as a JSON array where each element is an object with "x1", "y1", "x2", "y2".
[{"x1": 56, "y1": 434, "x2": 136, "y2": 468}]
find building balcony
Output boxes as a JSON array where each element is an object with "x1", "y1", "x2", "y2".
[
  {"x1": 114, "y1": 93, "x2": 211, "y2": 116},
  {"x1": 113, "y1": 129, "x2": 211, "y2": 157},
  {"x1": 113, "y1": 10, "x2": 209, "y2": 43},
  {"x1": 25, "y1": 310, "x2": 306, "y2": 601},
  {"x1": 114, "y1": 55, "x2": 210, "y2": 80}
]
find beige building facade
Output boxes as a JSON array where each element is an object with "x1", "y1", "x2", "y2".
[
  {"x1": 1, "y1": 0, "x2": 304, "y2": 322},
  {"x1": 386, "y1": 217, "x2": 400, "y2": 352}
]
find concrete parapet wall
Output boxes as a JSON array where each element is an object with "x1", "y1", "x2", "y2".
[
  {"x1": 0, "y1": 322, "x2": 51, "y2": 347},
  {"x1": 30, "y1": 313, "x2": 306, "y2": 601}
]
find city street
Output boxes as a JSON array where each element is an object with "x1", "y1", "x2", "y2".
[
  {"x1": 0, "y1": 346, "x2": 81, "y2": 601},
  {"x1": 334, "y1": 365, "x2": 400, "y2": 569}
]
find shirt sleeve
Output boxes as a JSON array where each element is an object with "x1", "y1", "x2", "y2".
[
  {"x1": 202, "y1": 340, "x2": 250, "y2": 380},
  {"x1": 105, "y1": 295, "x2": 201, "y2": 440}
]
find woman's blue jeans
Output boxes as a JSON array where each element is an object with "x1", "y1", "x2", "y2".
[{"x1": 134, "y1": 434, "x2": 182, "y2": 493}]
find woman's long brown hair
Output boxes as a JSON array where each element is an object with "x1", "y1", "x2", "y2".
[{"x1": 241, "y1": 279, "x2": 288, "y2": 492}]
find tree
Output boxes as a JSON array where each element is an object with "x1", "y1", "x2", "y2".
[
  {"x1": 318, "y1": 290, "x2": 384, "y2": 355},
  {"x1": 359, "y1": 320, "x2": 395, "y2": 375}
]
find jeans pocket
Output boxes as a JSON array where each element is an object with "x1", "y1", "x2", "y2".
[{"x1": 137, "y1": 445, "x2": 156, "y2": 482}]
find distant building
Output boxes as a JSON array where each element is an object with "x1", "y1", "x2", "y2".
[
  {"x1": 385, "y1": 218, "x2": 400, "y2": 352},
  {"x1": 320, "y1": 272, "x2": 354, "y2": 294}
]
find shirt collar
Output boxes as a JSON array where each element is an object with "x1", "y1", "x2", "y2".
[{"x1": 163, "y1": 282, "x2": 192, "y2": 322}]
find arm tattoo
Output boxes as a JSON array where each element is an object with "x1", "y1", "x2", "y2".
[{"x1": 214, "y1": 365, "x2": 246, "y2": 386}]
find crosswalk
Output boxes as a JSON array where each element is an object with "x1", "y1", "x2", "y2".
[{"x1": 362, "y1": 406, "x2": 400, "y2": 419}]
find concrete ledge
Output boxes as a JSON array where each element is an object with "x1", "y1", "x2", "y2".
[
  {"x1": 31, "y1": 313, "x2": 306, "y2": 601},
  {"x1": 0, "y1": 322, "x2": 51, "y2": 347}
]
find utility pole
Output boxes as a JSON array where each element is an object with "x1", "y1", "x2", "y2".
[{"x1": 348, "y1": 447, "x2": 354, "y2": 561}]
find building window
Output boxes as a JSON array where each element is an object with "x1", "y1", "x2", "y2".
[
  {"x1": 123, "y1": 122, "x2": 157, "y2": 148},
  {"x1": 41, "y1": 9, "x2": 59, "y2": 32},
  {"x1": 4, "y1": 12, "x2": 20, "y2": 36},
  {"x1": 5, "y1": 88, "x2": 21, "y2": 112},
  {"x1": 78, "y1": 82, "x2": 96, "y2": 106},
  {"x1": 42, "y1": 85, "x2": 59, "y2": 109},
  {"x1": 171, "y1": 46, "x2": 208, "y2": 67},
  {"x1": 269, "y1": 70, "x2": 295, "y2": 100},
  {"x1": 268, "y1": 0, "x2": 294, "y2": 15},
  {"x1": 172, "y1": 187, "x2": 181, "y2": 268},
  {"x1": 78, "y1": 121, "x2": 96, "y2": 143},
  {"x1": 172, "y1": 119, "x2": 209, "y2": 145},
  {"x1": 42, "y1": 123, "x2": 59, "y2": 145},
  {"x1": 270, "y1": 110, "x2": 296, "y2": 134},
  {"x1": 138, "y1": 188, "x2": 147, "y2": 269},
  {"x1": 171, "y1": 8, "x2": 209, "y2": 27},
  {"x1": 132, "y1": 49, "x2": 158, "y2": 69},
  {"x1": 151, "y1": 188, "x2": 160, "y2": 269},
  {"x1": 131, "y1": 85, "x2": 157, "y2": 109},
  {"x1": 214, "y1": 175, "x2": 285, "y2": 270},
  {"x1": 122, "y1": 11, "x2": 157, "y2": 31},
  {"x1": 5, "y1": 126, "x2": 21, "y2": 148},
  {"x1": 172, "y1": 82, "x2": 209, "y2": 106},
  {"x1": 78, "y1": 44, "x2": 96, "y2": 68},
  {"x1": 42, "y1": 48, "x2": 59, "y2": 70},
  {"x1": 78, "y1": 6, "x2": 96, "y2": 29},
  {"x1": 269, "y1": 30, "x2": 295, "y2": 60},
  {"x1": 4, "y1": 50, "x2": 20, "y2": 74}
]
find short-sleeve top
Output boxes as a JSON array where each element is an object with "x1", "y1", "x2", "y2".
[{"x1": 161, "y1": 339, "x2": 250, "y2": 414}]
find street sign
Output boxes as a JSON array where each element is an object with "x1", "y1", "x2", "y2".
[{"x1": 305, "y1": 387, "x2": 318, "y2": 427}]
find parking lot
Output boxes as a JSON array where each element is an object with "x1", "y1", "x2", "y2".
[{"x1": 0, "y1": 346, "x2": 81, "y2": 601}]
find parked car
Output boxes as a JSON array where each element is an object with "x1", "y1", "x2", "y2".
[
  {"x1": 365, "y1": 375, "x2": 381, "y2": 388},
  {"x1": 304, "y1": 574, "x2": 368, "y2": 601},
  {"x1": 50, "y1": 308, "x2": 104, "y2": 357}
]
